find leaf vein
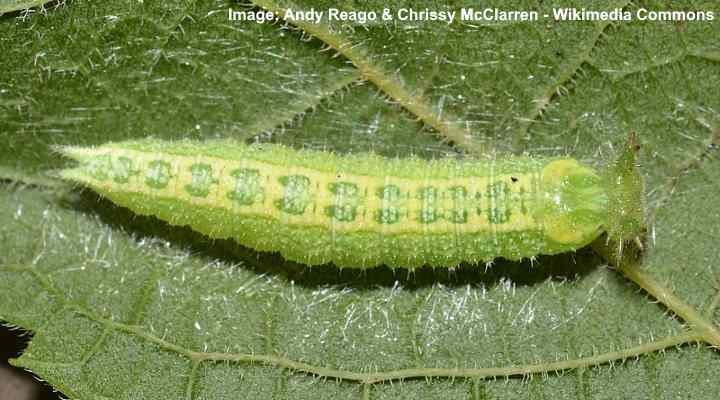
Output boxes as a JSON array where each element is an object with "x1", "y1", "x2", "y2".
[
  {"x1": 249, "y1": 0, "x2": 481, "y2": 154},
  {"x1": 516, "y1": 0, "x2": 632, "y2": 142}
]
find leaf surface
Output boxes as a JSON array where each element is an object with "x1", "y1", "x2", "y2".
[{"x1": 1, "y1": 0, "x2": 719, "y2": 398}]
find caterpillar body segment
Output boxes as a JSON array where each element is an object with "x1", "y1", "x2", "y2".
[{"x1": 58, "y1": 139, "x2": 619, "y2": 269}]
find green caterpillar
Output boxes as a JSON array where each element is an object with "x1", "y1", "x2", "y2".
[{"x1": 57, "y1": 137, "x2": 643, "y2": 269}]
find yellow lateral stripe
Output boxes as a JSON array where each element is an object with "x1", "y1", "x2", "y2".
[{"x1": 83, "y1": 149, "x2": 542, "y2": 235}]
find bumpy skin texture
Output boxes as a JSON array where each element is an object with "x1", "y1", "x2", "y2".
[{"x1": 58, "y1": 140, "x2": 609, "y2": 269}]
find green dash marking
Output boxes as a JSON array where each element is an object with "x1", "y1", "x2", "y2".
[
  {"x1": 85, "y1": 154, "x2": 112, "y2": 181},
  {"x1": 417, "y1": 186, "x2": 441, "y2": 224},
  {"x1": 227, "y1": 168, "x2": 264, "y2": 206},
  {"x1": 275, "y1": 175, "x2": 313, "y2": 215},
  {"x1": 487, "y1": 182, "x2": 511, "y2": 224},
  {"x1": 325, "y1": 181, "x2": 361, "y2": 222},
  {"x1": 448, "y1": 186, "x2": 469, "y2": 224},
  {"x1": 375, "y1": 184, "x2": 403, "y2": 225},
  {"x1": 146, "y1": 160, "x2": 173, "y2": 189},
  {"x1": 185, "y1": 163, "x2": 218, "y2": 198},
  {"x1": 111, "y1": 156, "x2": 137, "y2": 184}
]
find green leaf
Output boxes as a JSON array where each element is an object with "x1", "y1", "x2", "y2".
[
  {"x1": 2, "y1": 0, "x2": 720, "y2": 399},
  {"x1": 0, "y1": 0, "x2": 53, "y2": 15}
]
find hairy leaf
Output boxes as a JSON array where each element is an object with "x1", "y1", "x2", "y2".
[{"x1": 1, "y1": 0, "x2": 719, "y2": 398}]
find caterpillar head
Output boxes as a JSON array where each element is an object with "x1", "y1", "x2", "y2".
[
  {"x1": 601, "y1": 132, "x2": 646, "y2": 254},
  {"x1": 539, "y1": 159, "x2": 608, "y2": 249}
]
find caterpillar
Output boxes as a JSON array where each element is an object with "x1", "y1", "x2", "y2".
[{"x1": 56, "y1": 137, "x2": 643, "y2": 269}]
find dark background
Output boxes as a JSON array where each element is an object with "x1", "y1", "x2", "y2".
[{"x1": 0, "y1": 324, "x2": 60, "y2": 400}]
